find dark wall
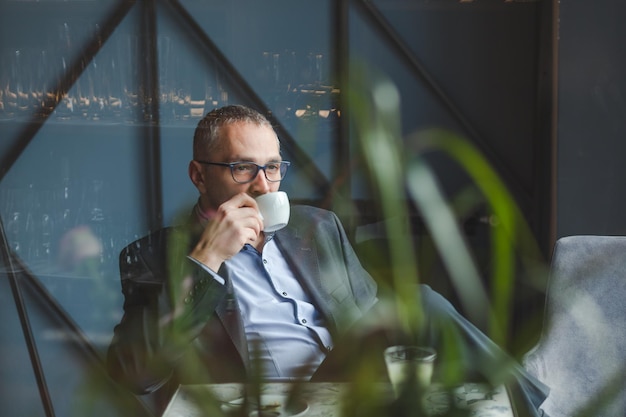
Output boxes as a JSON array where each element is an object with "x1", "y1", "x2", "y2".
[{"x1": 557, "y1": 0, "x2": 626, "y2": 238}]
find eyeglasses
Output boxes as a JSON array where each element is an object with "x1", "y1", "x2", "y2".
[{"x1": 195, "y1": 160, "x2": 291, "y2": 184}]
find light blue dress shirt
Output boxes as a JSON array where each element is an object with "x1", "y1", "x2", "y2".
[{"x1": 191, "y1": 234, "x2": 333, "y2": 380}]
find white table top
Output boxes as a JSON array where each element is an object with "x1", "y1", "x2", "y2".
[{"x1": 162, "y1": 381, "x2": 514, "y2": 417}]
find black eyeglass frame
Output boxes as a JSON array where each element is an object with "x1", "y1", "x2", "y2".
[{"x1": 195, "y1": 160, "x2": 291, "y2": 184}]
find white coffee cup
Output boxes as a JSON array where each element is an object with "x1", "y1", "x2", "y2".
[{"x1": 255, "y1": 191, "x2": 290, "y2": 232}]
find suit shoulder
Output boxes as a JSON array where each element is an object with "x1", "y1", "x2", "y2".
[
  {"x1": 285, "y1": 205, "x2": 346, "y2": 242},
  {"x1": 290, "y1": 205, "x2": 337, "y2": 222},
  {"x1": 120, "y1": 227, "x2": 176, "y2": 257},
  {"x1": 118, "y1": 226, "x2": 197, "y2": 285}
]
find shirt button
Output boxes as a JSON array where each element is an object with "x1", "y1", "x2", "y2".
[
  {"x1": 282, "y1": 291, "x2": 288, "y2": 296},
  {"x1": 263, "y1": 259, "x2": 267, "y2": 264},
  {"x1": 301, "y1": 319, "x2": 307, "y2": 324}
]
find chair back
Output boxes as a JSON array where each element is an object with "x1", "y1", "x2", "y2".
[{"x1": 523, "y1": 235, "x2": 626, "y2": 417}]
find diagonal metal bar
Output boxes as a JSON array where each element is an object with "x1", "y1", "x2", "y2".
[
  {"x1": 0, "y1": 225, "x2": 154, "y2": 416},
  {"x1": 0, "y1": 217, "x2": 56, "y2": 417},
  {"x1": 0, "y1": 0, "x2": 137, "y2": 184},
  {"x1": 353, "y1": 0, "x2": 529, "y2": 208},
  {"x1": 164, "y1": 0, "x2": 332, "y2": 198}
]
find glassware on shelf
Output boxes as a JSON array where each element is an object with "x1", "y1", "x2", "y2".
[{"x1": 6, "y1": 211, "x2": 24, "y2": 255}]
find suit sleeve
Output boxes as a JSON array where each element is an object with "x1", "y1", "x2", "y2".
[
  {"x1": 331, "y1": 210, "x2": 379, "y2": 312},
  {"x1": 106, "y1": 229, "x2": 228, "y2": 395},
  {"x1": 420, "y1": 285, "x2": 549, "y2": 417}
]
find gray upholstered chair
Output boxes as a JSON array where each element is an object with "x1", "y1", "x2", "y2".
[{"x1": 523, "y1": 235, "x2": 626, "y2": 417}]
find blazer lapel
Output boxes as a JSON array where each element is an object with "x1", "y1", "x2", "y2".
[
  {"x1": 274, "y1": 227, "x2": 339, "y2": 331},
  {"x1": 214, "y1": 265, "x2": 249, "y2": 369}
]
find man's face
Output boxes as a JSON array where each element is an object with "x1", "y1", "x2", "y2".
[{"x1": 193, "y1": 121, "x2": 283, "y2": 211}]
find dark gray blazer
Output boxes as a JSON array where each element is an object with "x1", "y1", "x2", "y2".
[{"x1": 107, "y1": 205, "x2": 378, "y2": 396}]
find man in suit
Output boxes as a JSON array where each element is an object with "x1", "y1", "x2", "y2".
[
  {"x1": 107, "y1": 105, "x2": 547, "y2": 415},
  {"x1": 107, "y1": 105, "x2": 379, "y2": 401}
]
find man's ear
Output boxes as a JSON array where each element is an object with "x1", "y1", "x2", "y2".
[{"x1": 188, "y1": 160, "x2": 207, "y2": 193}]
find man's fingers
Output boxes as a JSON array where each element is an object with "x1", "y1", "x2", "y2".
[
  {"x1": 192, "y1": 194, "x2": 264, "y2": 267},
  {"x1": 226, "y1": 192, "x2": 258, "y2": 211}
]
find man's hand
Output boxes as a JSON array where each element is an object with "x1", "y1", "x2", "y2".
[{"x1": 189, "y1": 193, "x2": 263, "y2": 271}]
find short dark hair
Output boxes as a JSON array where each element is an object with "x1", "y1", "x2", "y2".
[{"x1": 193, "y1": 105, "x2": 275, "y2": 159}]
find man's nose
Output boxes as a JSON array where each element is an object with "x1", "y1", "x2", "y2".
[{"x1": 250, "y1": 169, "x2": 271, "y2": 193}]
